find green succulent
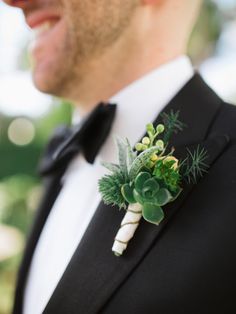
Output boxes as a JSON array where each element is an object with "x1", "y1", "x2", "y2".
[{"x1": 121, "y1": 171, "x2": 181, "y2": 225}]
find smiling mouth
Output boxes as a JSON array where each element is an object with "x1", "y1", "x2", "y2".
[
  {"x1": 32, "y1": 19, "x2": 60, "y2": 39},
  {"x1": 26, "y1": 10, "x2": 63, "y2": 59},
  {"x1": 26, "y1": 9, "x2": 62, "y2": 39}
]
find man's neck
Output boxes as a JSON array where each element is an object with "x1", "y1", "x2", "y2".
[
  {"x1": 73, "y1": 53, "x2": 186, "y2": 117},
  {"x1": 72, "y1": 55, "x2": 193, "y2": 125}
]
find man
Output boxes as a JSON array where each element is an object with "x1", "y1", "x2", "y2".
[{"x1": 3, "y1": 0, "x2": 236, "y2": 313}]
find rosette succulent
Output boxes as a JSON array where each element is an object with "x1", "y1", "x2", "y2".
[{"x1": 121, "y1": 170, "x2": 182, "y2": 225}]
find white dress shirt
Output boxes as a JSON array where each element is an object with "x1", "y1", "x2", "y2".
[{"x1": 23, "y1": 55, "x2": 194, "y2": 314}]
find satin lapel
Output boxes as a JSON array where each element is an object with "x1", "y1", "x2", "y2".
[
  {"x1": 43, "y1": 74, "x2": 229, "y2": 314},
  {"x1": 44, "y1": 135, "x2": 229, "y2": 314},
  {"x1": 13, "y1": 172, "x2": 64, "y2": 314}
]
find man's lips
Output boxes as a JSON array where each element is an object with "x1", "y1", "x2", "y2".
[{"x1": 26, "y1": 11, "x2": 61, "y2": 29}]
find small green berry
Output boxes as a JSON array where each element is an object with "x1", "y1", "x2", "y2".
[
  {"x1": 156, "y1": 140, "x2": 164, "y2": 151},
  {"x1": 146, "y1": 123, "x2": 155, "y2": 134},
  {"x1": 142, "y1": 137, "x2": 150, "y2": 145},
  {"x1": 156, "y1": 124, "x2": 165, "y2": 134},
  {"x1": 135, "y1": 143, "x2": 143, "y2": 151}
]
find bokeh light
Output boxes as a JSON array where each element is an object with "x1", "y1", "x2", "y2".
[
  {"x1": 8, "y1": 118, "x2": 35, "y2": 146},
  {"x1": 26, "y1": 185, "x2": 43, "y2": 212},
  {"x1": 0, "y1": 225, "x2": 23, "y2": 262}
]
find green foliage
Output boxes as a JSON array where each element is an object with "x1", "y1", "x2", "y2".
[
  {"x1": 181, "y1": 146, "x2": 208, "y2": 183},
  {"x1": 136, "y1": 123, "x2": 165, "y2": 151},
  {"x1": 135, "y1": 172, "x2": 153, "y2": 194},
  {"x1": 121, "y1": 183, "x2": 136, "y2": 204},
  {"x1": 101, "y1": 162, "x2": 120, "y2": 173},
  {"x1": 121, "y1": 170, "x2": 179, "y2": 225},
  {"x1": 161, "y1": 110, "x2": 185, "y2": 144},
  {"x1": 98, "y1": 137, "x2": 134, "y2": 209},
  {"x1": 98, "y1": 172, "x2": 127, "y2": 209},
  {"x1": 132, "y1": 172, "x2": 173, "y2": 207},
  {"x1": 129, "y1": 146, "x2": 160, "y2": 180},
  {"x1": 188, "y1": 0, "x2": 223, "y2": 63},
  {"x1": 126, "y1": 138, "x2": 137, "y2": 168},
  {"x1": 153, "y1": 158, "x2": 181, "y2": 192},
  {"x1": 116, "y1": 137, "x2": 129, "y2": 180},
  {"x1": 142, "y1": 203, "x2": 164, "y2": 225}
]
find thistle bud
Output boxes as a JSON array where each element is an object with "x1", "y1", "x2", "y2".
[
  {"x1": 156, "y1": 124, "x2": 165, "y2": 134},
  {"x1": 142, "y1": 137, "x2": 150, "y2": 145},
  {"x1": 156, "y1": 140, "x2": 164, "y2": 151}
]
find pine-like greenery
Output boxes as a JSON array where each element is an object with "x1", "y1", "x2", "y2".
[
  {"x1": 98, "y1": 137, "x2": 133, "y2": 209},
  {"x1": 98, "y1": 171, "x2": 127, "y2": 209},
  {"x1": 181, "y1": 146, "x2": 208, "y2": 183},
  {"x1": 161, "y1": 110, "x2": 185, "y2": 144}
]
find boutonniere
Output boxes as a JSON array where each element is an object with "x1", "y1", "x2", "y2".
[{"x1": 99, "y1": 111, "x2": 207, "y2": 256}]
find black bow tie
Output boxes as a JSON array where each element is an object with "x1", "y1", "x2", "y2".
[{"x1": 39, "y1": 102, "x2": 117, "y2": 176}]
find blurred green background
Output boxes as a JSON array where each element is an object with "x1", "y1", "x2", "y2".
[{"x1": 0, "y1": 1, "x2": 236, "y2": 313}]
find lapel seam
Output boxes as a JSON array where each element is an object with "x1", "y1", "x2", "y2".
[{"x1": 204, "y1": 100, "x2": 224, "y2": 140}]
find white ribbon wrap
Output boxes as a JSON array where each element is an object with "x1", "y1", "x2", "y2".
[{"x1": 112, "y1": 203, "x2": 143, "y2": 256}]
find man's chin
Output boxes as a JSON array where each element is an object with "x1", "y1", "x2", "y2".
[{"x1": 32, "y1": 70, "x2": 61, "y2": 96}]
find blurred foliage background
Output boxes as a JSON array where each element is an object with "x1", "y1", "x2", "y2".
[{"x1": 0, "y1": 0, "x2": 236, "y2": 313}]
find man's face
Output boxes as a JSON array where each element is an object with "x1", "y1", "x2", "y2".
[{"x1": 4, "y1": 0, "x2": 138, "y2": 99}]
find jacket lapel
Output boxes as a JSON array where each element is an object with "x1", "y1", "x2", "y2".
[{"x1": 43, "y1": 74, "x2": 230, "y2": 313}]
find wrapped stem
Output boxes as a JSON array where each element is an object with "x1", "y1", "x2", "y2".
[{"x1": 112, "y1": 203, "x2": 142, "y2": 256}]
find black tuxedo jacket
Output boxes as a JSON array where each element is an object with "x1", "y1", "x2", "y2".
[{"x1": 13, "y1": 74, "x2": 236, "y2": 314}]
